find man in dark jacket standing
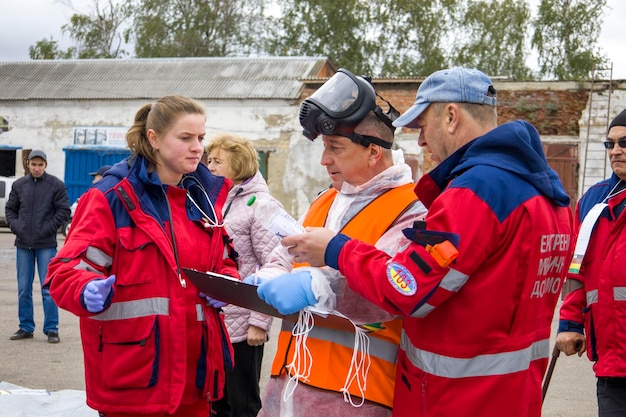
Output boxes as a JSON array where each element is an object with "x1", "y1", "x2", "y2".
[{"x1": 5, "y1": 150, "x2": 70, "y2": 343}]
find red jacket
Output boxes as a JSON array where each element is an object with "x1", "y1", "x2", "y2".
[
  {"x1": 46, "y1": 157, "x2": 238, "y2": 414},
  {"x1": 324, "y1": 122, "x2": 573, "y2": 417},
  {"x1": 559, "y1": 173, "x2": 626, "y2": 377}
]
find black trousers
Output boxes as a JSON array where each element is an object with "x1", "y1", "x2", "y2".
[
  {"x1": 212, "y1": 341, "x2": 265, "y2": 417},
  {"x1": 597, "y1": 377, "x2": 626, "y2": 417}
]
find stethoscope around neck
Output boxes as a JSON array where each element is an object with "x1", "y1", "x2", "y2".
[
  {"x1": 160, "y1": 175, "x2": 225, "y2": 289},
  {"x1": 179, "y1": 175, "x2": 224, "y2": 229}
]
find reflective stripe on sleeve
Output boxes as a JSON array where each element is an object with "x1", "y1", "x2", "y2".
[
  {"x1": 411, "y1": 268, "x2": 469, "y2": 318},
  {"x1": 73, "y1": 245, "x2": 113, "y2": 273},
  {"x1": 86, "y1": 246, "x2": 113, "y2": 268},
  {"x1": 74, "y1": 260, "x2": 101, "y2": 274},
  {"x1": 400, "y1": 330, "x2": 549, "y2": 378}
]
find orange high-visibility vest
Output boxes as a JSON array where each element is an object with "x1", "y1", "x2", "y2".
[{"x1": 271, "y1": 183, "x2": 418, "y2": 407}]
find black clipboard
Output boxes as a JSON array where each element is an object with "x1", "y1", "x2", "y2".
[{"x1": 182, "y1": 268, "x2": 297, "y2": 319}]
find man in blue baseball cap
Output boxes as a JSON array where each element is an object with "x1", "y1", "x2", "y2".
[
  {"x1": 393, "y1": 66, "x2": 498, "y2": 163},
  {"x1": 88, "y1": 165, "x2": 112, "y2": 184},
  {"x1": 260, "y1": 67, "x2": 574, "y2": 417}
]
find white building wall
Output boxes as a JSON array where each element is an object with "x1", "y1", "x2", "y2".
[
  {"x1": 579, "y1": 88, "x2": 626, "y2": 195},
  {"x1": 0, "y1": 98, "x2": 331, "y2": 218},
  {"x1": 203, "y1": 99, "x2": 329, "y2": 217},
  {"x1": 4, "y1": 85, "x2": 626, "y2": 219}
]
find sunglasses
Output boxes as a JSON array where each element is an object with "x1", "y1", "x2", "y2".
[{"x1": 603, "y1": 139, "x2": 626, "y2": 149}]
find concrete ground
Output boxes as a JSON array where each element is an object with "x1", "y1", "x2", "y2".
[{"x1": 0, "y1": 227, "x2": 597, "y2": 416}]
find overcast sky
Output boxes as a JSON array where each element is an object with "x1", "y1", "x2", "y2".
[{"x1": 0, "y1": 0, "x2": 624, "y2": 79}]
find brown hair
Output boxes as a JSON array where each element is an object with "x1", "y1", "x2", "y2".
[
  {"x1": 432, "y1": 102, "x2": 497, "y2": 125},
  {"x1": 355, "y1": 111, "x2": 394, "y2": 146},
  {"x1": 126, "y1": 95, "x2": 205, "y2": 167},
  {"x1": 205, "y1": 133, "x2": 259, "y2": 182}
]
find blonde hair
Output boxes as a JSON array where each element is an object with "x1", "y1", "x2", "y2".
[
  {"x1": 126, "y1": 95, "x2": 206, "y2": 167},
  {"x1": 205, "y1": 133, "x2": 259, "y2": 182}
]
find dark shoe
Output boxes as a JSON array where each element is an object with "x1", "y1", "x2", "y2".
[
  {"x1": 46, "y1": 332, "x2": 60, "y2": 344},
  {"x1": 9, "y1": 329, "x2": 33, "y2": 340}
]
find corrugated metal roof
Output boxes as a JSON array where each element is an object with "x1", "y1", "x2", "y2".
[{"x1": 0, "y1": 57, "x2": 331, "y2": 100}]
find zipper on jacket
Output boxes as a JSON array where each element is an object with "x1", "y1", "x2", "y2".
[
  {"x1": 116, "y1": 337, "x2": 148, "y2": 347},
  {"x1": 163, "y1": 188, "x2": 186, "y2": 288},
  {"x1": 223, "y1": 187, "x2": 244, "y2": 219},
  {"x1": 98, "y1": 327, "x2": 103, "y2": 352},
  {"x1": 421, "y1": 375, "x2": 427, "y2": 416},
  {"x1": 27, "y1": 176, "x2": 39, "y2": 248}
]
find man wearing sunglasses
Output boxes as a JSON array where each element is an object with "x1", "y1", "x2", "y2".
[
  {"x1": 556, "y1": 108, "x2": 626, "y2": 417},
  {"x1": 262, "y1": 67, "x2": 573, "y2": 417}
]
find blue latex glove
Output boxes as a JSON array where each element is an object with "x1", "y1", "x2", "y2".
[
  {"x1": 200, "y1": 292, "x2": 227, "y2": 309},
  {"x1": 83, "y1": 275, "x2": 116, "y2": 313},
  {"x1": 257, "y1": 271, "x2": 317, "y2": 315},
  {"x1": 242, "y1": 275, "x2": 267, "y2": 286}
]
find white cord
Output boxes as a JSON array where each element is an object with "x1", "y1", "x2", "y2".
[
  {"x1": 335, "y1": 311, "x2": 371, "y2": 407},
  {"x1": 280, "y1": 309, "x2": 372, "y2": 411},
  {"x1": 181, "y1": 175, "x2": 224, "y2": 228},
  {"x1": 280, "y1": 309, "x2": 315, "y2": 417},
  {"x1": 283, "y1": 310, "x2": 315, "y2": 397}
]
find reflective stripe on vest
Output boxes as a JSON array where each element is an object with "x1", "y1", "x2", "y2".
[
  {"x1": 411, "y1": 267, "x2": 469, "y2": 318},
  {"x1": 401, "y1": 330, "x2": 550, "y2": 378},
  {"x1": 272, "y1": 182, "x2": 418, "y2": 407},
  {"x1": 280, "y1": 319, "x2": 399, "y2": 364}
]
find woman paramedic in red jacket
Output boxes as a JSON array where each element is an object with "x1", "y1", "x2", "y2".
[{"x1": 45, "y1": 95, "x2": 239, "y2": 417}]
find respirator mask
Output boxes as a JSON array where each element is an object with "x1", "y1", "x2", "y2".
[{"x1": 299, "y1": 68, "x2": 400, "y2": 148}]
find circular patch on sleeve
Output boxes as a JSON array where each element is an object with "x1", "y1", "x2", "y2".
[{"x1": 386, "y1": 262, "x2": 417, "y2": 296}]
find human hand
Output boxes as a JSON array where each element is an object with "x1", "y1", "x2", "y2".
[
  {"x1": 247, "y1": 325, "x2": 267, "y2": 346},
  {"x1": 257, "y1": 271, "x2": 317, "y2": 315},
  {"x1": 282, "y1": 227, "x2": 336, "y2": 267},
  {"x1": 555, "y1": 331, "x2": 586, "y2": 357},
  {"x1": 242, "y1": 275, "x2": 267, "y2": 286},
  {"x1": 199, "y1": 292, "x2": 227, "y2": 309},
  {"x1": 83, "y1": 275, "x2": 116, "y2": 313}
]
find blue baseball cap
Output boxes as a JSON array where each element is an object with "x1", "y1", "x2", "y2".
[
  {"x1": 393, "y1": 67, "x2": 497, "y2": 128},
  {"x1": 89, "y1": 165, "x2": 112, "y2": 177}
]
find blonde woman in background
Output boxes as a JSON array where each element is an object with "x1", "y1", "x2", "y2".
[{"x1": 206, "y1": 133, "x2": 283, "y2": 417}]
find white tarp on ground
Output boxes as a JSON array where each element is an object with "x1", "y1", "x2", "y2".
[{"x1": 0, "y1": 381, "x2": 97, "y2": 417}]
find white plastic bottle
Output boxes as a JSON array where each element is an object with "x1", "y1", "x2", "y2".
[{"x1": 247, "y1": 195, "x2": 305, "y2": 238}]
